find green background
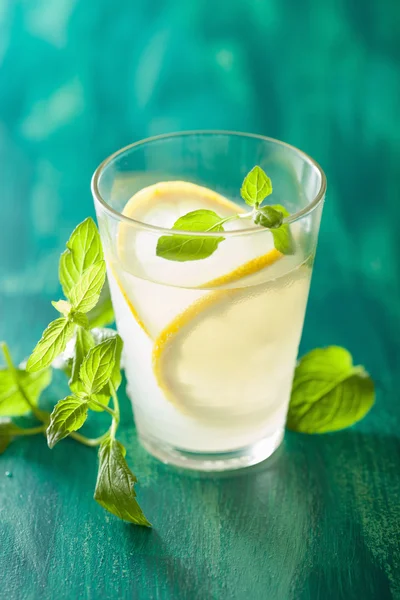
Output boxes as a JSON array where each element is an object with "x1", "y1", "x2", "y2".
[{"x1": 0, "y1": 1, "x2": 399, "y2": 598}]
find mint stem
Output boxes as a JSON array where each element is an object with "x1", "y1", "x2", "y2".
[
  {"x1": 89, "y1": 398, "x2": 117, "y2": 417},
  {"x1": 206, "y1": 211, "x2": 253, "y2": 233},
  {"x1": 14, "y1": 425, "x2": 46, "y2": 436},
  {"x1": 110, "y1": 384, "x2": 120, "y2": 440},
  {"x1": 70, "y1": 431, "x2": 109, "y2": 447}
]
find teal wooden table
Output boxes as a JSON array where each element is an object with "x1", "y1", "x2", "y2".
[{"x1": 1, "y1": 1, "x2": 400, "y2": 598}]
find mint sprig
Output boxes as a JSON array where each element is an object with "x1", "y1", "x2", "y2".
[
  {"x1": 156, "y1": 166, "x2": 294, "y2": 262},
  {"x1": 0, "y1": 219, "x2": 150, "y2": 527}
]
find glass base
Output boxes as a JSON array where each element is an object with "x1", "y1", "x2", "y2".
[{"x1": 139, "y1": 428, "x2": 284, "y2": 472}]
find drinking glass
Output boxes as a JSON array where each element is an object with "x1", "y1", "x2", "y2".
[{"x1": 92, "y1": 131, "x2": 326, "y2": 471}]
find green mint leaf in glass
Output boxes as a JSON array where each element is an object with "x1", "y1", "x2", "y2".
[
  {"x1": 156, "y1": 209, "x2": 225, "y2": 262},
  {"x1": 26, "y1": 318, "x2": 75, "y2": 373},
  {"x1": 69, "y1": 328, "x2": 95, "y2": 391},
  {"x1": 87, "y1": 282, "x2": 115, "y2": 328},
  {"x1": 253, "y1": 204, "x2": 294, "y2": 255},
  {"x1": 59, "y1": 218, "x2": 103, "y2": 300},
  {"x1": 287, "y1": 346, "x2": 375, "y2": 433},
  {"x1": 46, "y1": 396, "x2": 89, "y2": 448},
  {"x1": 79, "y1": 337, "x2": 117, "y2": 395},
  {"x1": 253, "y1": 206, "x2": 284, "y2": 229},
  {"x1": 269, "y1": 204, "x2": 295, "y2": 255},
  {"x1": 0, "y1": 367, "x2": 51, "y2": 417},
  {"x1": 240, "y1": 165, "x2": 272, "y2": 207},
  {"x1": 94, "y1": 434, "x2": 151, "y2": 526},
  {"x1": 51, "y1": 300, "x2": 72, "y2": 317},
  {"x1": 68, "y1": 261, "x2": 106, "y2": 313}
]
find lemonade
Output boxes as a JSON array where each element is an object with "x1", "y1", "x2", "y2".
[
  {"x1": 92, "y1": 132, "x2": 325, "y2": 470},
  {"x1": 105, "y1": 181, "x2": 312, "y2": 467}
]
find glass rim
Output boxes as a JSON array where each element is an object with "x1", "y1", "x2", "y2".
[{"x1": 91, "y1": 130, "x2": 327, "y2": 238}]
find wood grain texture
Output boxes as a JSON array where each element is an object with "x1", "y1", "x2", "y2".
[{"x1": 1, "y1": 0, "x2": 400, "y2": 598}]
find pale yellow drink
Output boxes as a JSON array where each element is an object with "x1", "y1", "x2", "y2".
[{"x1": 106, "y1": 181, "x2": 311, "y2": 460}]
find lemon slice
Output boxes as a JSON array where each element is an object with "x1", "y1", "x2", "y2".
[
  {"x1": 152, "y1": 269, "x2": 310, "y2": 422},
  {"x1": 113, "y1": 181, "x2": 283, "y2": 337}
]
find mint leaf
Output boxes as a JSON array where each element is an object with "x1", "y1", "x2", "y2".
[
  {"x1": 0, "y1": 367, "x2": 51, "y2": 416},
  {"x1": 240, "y1": 166, "x2": 272, "y2": 207},
  {"x1": 46, "y1": 396, "x2": 89, "y2": 448},
  {"x1": 58, "y1": 218, "x2": 106, "y2": 313},
  {"x1": 69, "y1": 262, "x2": 106, "y2": 313},
  {"x1": 72, "y1": 344, "x2": 114, "y2": 411},
  {"x1": 59, "y1": 218, "x2": 103, "y2": 299},
  {"x1": 169, "y1": 209, "x2": 225, "y2": 232},
  {"x1": 253, "y1": 206, "x2": 284, "y2": 229},
  {"x1": 94, "y1": 435, "x2": 151, "y2": 526},
  {"x1": 51, "y1": 300, "x2": 72, "y2": 317},
  {"x1": 287, "y1": 346, "x2": 375, "y2": 433},
  {"x1": 156, "y1": 210, "x2": 225, "y2": 262},
  {"x1": 70, "y1": 312, "x2": 89, "y2": 328},
  {"x1": 86, "y1": 391, "x2": 111, "y2": 412},
  {"x1": 69, "y1": 328, "x2": 95, "y2": 391},
  {"x1": 26, "y1": 318, "x2": 75, "y2": 372},
  {"x1": 87, "y1": 282, "x2": 115, "y2": 328},
  {"x1": 79, "y1": 337, "x2": 117, "y2": 395},
  {"x1": 269, "y1": 204, "x2": 295, "y2": 255},
  {"x1": 85, "y1": 333, "x2": 122, "y2": 411},
  {"x1": 253, "y1": 204, "x2": 294, "y2": 255},
  {"x1": 89, "y1": 334, "x2": 123, "y2": 412}
]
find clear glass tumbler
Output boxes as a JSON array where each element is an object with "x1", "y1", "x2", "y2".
[{"x1": 92, "y1": 131, "x2": 326, "y2": 471}]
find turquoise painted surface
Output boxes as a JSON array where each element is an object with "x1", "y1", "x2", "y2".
[{"x1": 0, "y1": 1, "x2": 399, "y2": 598}]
